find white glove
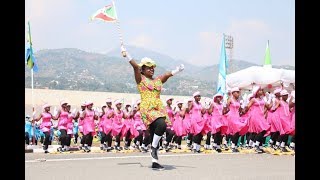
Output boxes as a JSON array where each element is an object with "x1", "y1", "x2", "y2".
[
  {"x1": 240, "y1": 103, "x2": 245, "y2": 109},
  {"x1": 263, "y1": 96, "x2": 268, "y2": 103},
  {"x1": 121, "y1": 45, "x2": 132, "y2": 61},
  {"x1": 182, "y1": 102, "x2": 188, "y2": 109},
  {"x1": 243, "y1": 100, "x2": 248, "y2": 107},
  {"x1": 222, "y1": 101, "x2": 227, "y2": 107},
  {"x1": 32, "y1": 111, "x2": 37, "y2": 119},
  {"x1": 94, "y1": 107, "x2": 99, "y2": 115},
  {"x1": 127, "y1": 107, "x2": 132, "y2": 112},
  {"x1": 53, "y1": 107, "x2": 58, "y2": 116},
  {"x1": 171, "y1": 64, "x2": 184, "y2": 76},
  {"x1": 267, "y1": 98, "x2": 272, "y2": 104},
  {"x1": 71, "y1": 108, "x2": 77, "y2": 116}
]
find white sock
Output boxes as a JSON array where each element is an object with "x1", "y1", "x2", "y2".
[
  {"x1": 223, "y1": 140, "x2": 227, "y2": 145},
  {"x1": 152, "y1": 134, "x2": 162, "y2": 148},
  {"x1": 269, "y1": 139, "x2": 273, "y2": 144},
  {"x1": 152, "y1": 157, "x2": 158, "y2": 163},
  {"x1": 213, "y1": 143, "x2": 217, "y2": 148},
  {"x1": 193, "y1": 143, "x2": 197, "y2": 150},
  {"x1": 280, "y1": 142, "x2": 285, "y2": 147},
  {"x1": 249, "y1": 140, "x2": 253, "y2": 146},
  {"x1": 115, "y1": 142, "x2": 118, "y2": 146},
  {"x1": 231, "y1": 143, "x2": 236, "y2": 149},
  {"x1": 290, "y1": 142, "x2": 295, "y2": 147},
  {"x1": 255, "y1": 141, "x2": 260, "y2": 147},
  {"x1": 186, "y1": 139, "x2": 190, "y2": 144},
  {"x1": 196, "y1": 144, "x2": 201, "y2": 151},
  {"x1": 252, "y1": 142, "x2": 256, "y2": 148},
  {"x1": 276, "y1": 141, "x2": 280, "y2": 146}
]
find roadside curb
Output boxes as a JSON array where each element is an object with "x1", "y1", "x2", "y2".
[{"x1": 25, "y1": 146, "x2": 102, "y2": 153}]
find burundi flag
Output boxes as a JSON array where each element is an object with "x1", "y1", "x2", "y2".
[{"x1": 91, "y1": 3, "x2": 118, "y2": 22}]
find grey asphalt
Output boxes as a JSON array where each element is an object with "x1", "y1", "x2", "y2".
[{"x1": 25, "y1": 152, "x2": 294, "y2": 180}]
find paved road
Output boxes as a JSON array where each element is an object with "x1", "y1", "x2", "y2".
[{"x1": 26, "y1": 152, "x2": 294, "y2": 180}]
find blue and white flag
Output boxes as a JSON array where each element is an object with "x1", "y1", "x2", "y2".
[{"x1": 216, "y1": 34, "x2": 228, "y2": 95}]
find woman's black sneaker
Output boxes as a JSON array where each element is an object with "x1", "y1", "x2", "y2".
[{"x1": 152, "y1": 162, "x2": 165, "y2": 170}]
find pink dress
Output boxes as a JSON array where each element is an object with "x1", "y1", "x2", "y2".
[
  {"x1": 183, "y1": 111, "x2": 192, "y2": 133},
  {"x1": 122, "y1": 110, "x2": 139, "y2": 139},
  {"x1": 202, "y1": 110, "x2": 212, "y2": 134},
  {"x1": 133, "y1": 111, "x2": 146, "y2": 131},
  {"x1": 112, "y1": 109, "x2": 125, "y2": 137},
  {"x1": 78, "y1": 110, "x2": 84, "y2": 133},
  {"x1": 247, "y1": 98, "x2": 270, "y2": 135},
  {"x1": 83, "y1": 109, "x2": 96, "y2": 136},
  {"x1": 67, "y1": 113, "x2": 74, "y2": 135},
  {"x1": 189, "y1": 101, "x2": 210, "y2": 135},
  {"x1": 290, "y1": 105, "x2": 295, "y2": 135},
  {"x1": 40, "y1": 112, "x2": 52, "y2": 133},
  {"x1": 103, "y1": 108, "x2": 114, "y2": 135},
  {"x1": 166, "y1": 106, "x2": 175, "y2": 130},
  {"x1": 226, "y1": 99, "x2": 249, "y2": 135},
  {"x1": 172, "y1": 109, "x2": 187, "y2": 136},
  {"x1": 278, "y1": 100, "x2": 293, "y2": 135},
  {"x1": 266, "y1": 98, "x2": 282, "y2": 133},
  {"x1": 210, "y1": 102, "x2": 228, "y2": 135},
  {"x1": 58, "y1": 109, "x2": 68, "y2": 130},
  {"x1": 98, "y1": 112, "x2": 105, "y2": 133}
]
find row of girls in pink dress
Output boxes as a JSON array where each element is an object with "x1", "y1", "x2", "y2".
[
  {"x1": 264, "y1": 88, "x2": 295, "y2": 152},
  {"x1": 237, "y1": 86, "x2": 295, "y2": 153},
  {"x1": 33, "y1": 100, "x2": 83, "y2": 152},
  {"x1": 160, "y1": 86, "x2": 295, "y2": 154},
  {"x1": 32, "y1": 86, "x2": 295, "y2": 154},
  {"x1": 94, "y1": 98, "x2": 144, "y2": 152}
]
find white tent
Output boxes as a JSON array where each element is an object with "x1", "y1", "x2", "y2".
[{"x1": 226, "y1": 66, "x2": 295, "y2": 91}]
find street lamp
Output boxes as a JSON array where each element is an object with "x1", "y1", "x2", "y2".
[{"x1": 224, "y1": 34, "x2": 234, "y2": 73}]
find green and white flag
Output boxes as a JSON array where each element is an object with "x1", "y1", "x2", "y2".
[{"x1": 91, "y1": 3, "x2": 117, "y2": 22}]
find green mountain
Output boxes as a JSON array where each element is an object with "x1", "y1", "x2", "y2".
[{"x1": 25, "y1": 47, "x2": 294, "y2": 97}]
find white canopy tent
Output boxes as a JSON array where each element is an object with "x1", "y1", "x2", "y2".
[{"x1": 226, "y1": 66, "x2": 295, "y2": 91}]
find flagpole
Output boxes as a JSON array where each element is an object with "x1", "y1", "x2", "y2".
[
  {"x1": 31, "y1": 68, "x2": 34, "y2": 112},
  {"x1": 28, "y1": 20, "x2": 36, "y2": 145},
  {"x1": 112, "y1": 0, "x2": 124, "y2": 46}
]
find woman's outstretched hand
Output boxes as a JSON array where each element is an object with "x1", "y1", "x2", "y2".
[
  {"x1": 121, "y1": 44, "x2": 132, "y2": 61},
  {"x1": 171, "y1": 64, "x2": 185, "y2": 76}
]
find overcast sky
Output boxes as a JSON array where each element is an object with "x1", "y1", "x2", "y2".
[{"x1": 25, "y1": 0, "x2": 294, "y2": 66}]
